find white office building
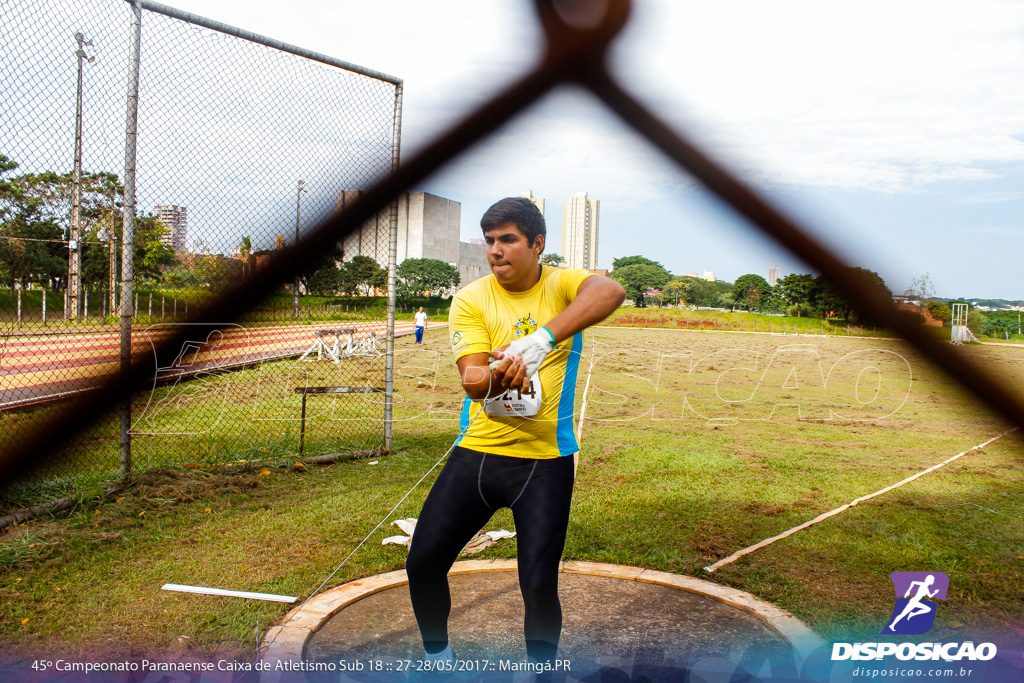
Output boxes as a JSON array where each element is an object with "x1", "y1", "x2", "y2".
[
  {"x1": 334, "y1": 190, "x2": 487, "y2": 289},
  {"x1": 154, "y1": 205, "x2": 188, "y2": 251},
  {"x1": 561, "y1": 191, "x2": 599, "y2": 270}
]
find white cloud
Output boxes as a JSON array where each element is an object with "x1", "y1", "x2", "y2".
[
  {"x1": 162, "y1": 0, "x2": 1024, "y2": 197},
  {"x1": 974, "y1": 226, "x2": 1024, "y2": 238},
  {"x1": 612, "y1": 0, "x2": 1024, "y2": 191},
  {"x1": 953, "y1": 191, "x2": 1024, "y2": 205}
]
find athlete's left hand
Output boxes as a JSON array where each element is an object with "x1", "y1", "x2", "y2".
[{"x1": 491, "y1": 327, "x2": 557, "y2": 380}]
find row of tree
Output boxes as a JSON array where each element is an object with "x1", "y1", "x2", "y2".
[
  {"x1": 304, "y1": 253, "x2": 460, "y2": 299},
  {"x1": 0, "y1": 154, "x2": 176, "y2": 291},
  {"x1": 607, "y1": 254, "x2": 892, "y2": 320},
  {"x1": 1, "y1": 154, "x2": 461, "y2": 300}
]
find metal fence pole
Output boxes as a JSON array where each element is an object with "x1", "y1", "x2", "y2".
[
  {"x1": 384, "y1": 82, "x2": 404, "y2": 454},
  {"x1": 119, "y1": 0, "x2": 142, "y2": 480},
  {"x1": 68, "y1": 33, "x2": 92, "y2": 322}
]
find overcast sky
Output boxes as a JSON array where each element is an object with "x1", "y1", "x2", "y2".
[{"x1": 143, "y1": 0, "x2": 1024, "y2": 298}]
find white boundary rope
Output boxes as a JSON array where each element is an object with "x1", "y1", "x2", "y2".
[{"x1": 704, "y1": 428, "x2": 1017, "y2": 573}]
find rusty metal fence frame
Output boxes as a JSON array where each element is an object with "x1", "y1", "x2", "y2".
[{"x1": 2, "y1": 0, "x2": 1021, "y2": 488}]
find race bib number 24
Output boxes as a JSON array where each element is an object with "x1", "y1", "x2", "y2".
[{"x1": 485, "y1": 372, "x2": 542, "y2": 417}]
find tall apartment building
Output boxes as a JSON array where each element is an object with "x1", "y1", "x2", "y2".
[
  {"x1": 768, "y1": 266, "x2": 780, "y2": 287},
  {"x1": 154, "y1": 205, "x2": 188, "y2": 251},
  {"x1": 519, "y1": 189, "x2": 545, "y2": 216},
  {"x1": 334, "y1": 190, "x2": 488, "y2": 289},
  {"x1": 561, "y1": 191, "x2": 599, "y2": 269}
]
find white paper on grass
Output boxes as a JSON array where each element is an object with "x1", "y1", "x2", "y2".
[{"x1": 380, "y1": 518, "x2": 515, "y2": 554}]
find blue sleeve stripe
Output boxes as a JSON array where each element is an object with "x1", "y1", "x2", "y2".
[
  {"x1": 455, "y1": 394, "x2": 471, "y2": 446},
  {"x1": 555, "y1": 332, "x2": 583, "y2": 456}
]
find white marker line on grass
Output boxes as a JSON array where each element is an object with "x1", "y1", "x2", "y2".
[
  {"x1": 162, "y1": 584, "x2": 297, "y2": 603},
  {"x1": 704, "y1": 428, "x2": 1017, "y2": 573}
]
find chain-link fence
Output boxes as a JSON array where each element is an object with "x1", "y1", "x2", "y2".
[{"x1": 0, "y1": 0, "x2": 401, "y2": 508}]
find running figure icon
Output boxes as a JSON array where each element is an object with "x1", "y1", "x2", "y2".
[
  {"x1": 888, "y1": 574, "x2": 939, "y2": 631},
  {"x1": 883, "y1": 571, "x2": 949, "y2": 635}
]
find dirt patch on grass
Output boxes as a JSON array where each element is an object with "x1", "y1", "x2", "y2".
[
  {"x1": 690, "y1": 519, "x2": 745, "y2": 560},
  {"x1": 0, "y1": 467, "x2": 265, "y2": 569},
  {"x1": 128, "y1": 468, "x2": 262, "y2": 510},
  {"x1": 741, "y1": 501, "x2": 787, "y2": 516}
]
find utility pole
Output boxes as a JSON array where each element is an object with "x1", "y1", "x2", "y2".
[
  {"x1": 68, "y1": 32, "x2": 94, "y2": 321},
  {"x1": 293, "y1": 179, "x2": 305, "y2": 318}
]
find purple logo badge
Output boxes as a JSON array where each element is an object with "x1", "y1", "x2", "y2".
[{"x1": 882, "y1": 572, "x2": 949, "y2": 635}]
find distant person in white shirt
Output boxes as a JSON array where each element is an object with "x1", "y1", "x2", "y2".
[{"x1": 414, "y1": 307, "x2": 428, "y2": 344}]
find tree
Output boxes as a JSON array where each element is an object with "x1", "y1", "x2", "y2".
[
  {"x1": 611, "y1": 262, "x2": 672, "y2": 307},
  {"x1": 298, "y1": 241, "x2": 345, "y2": 294},
  {"x1": 742, "y1": 285, "x2": 762, "y2": 312},
  {"x1": 967, "y1": 308, "x2": 986, "y2": 337},
  {"x1": 162, "y1": 267, "x2": 200, "y2": 288},
  {"x1": 133, "y1": 214, "x2": 176, "y2": 284},
  {"x1": 0, "y1": 158, "x2": 123, "y2": 290},
  {"x1": 238, "y1": 236, "x2": 252, "y2": 279},
  {"x1": 812, "y1": 267, "x2": 891, "y2": 321},
  {"x1": 812, "y1": 277, "x2": 845, "y2": 318},
  {"x1": 338, "y1": 255, "x2": 387, "y2": 297},
  {"x1": 926, "y1": 300, "x2": 952, "y2": 326},
  {"x1": 664, "y1": 277, "x2": 688, "y2": 305},
  {"x1": 193, "y1": 255, "x2": 241, "y2": 289},
  {"x1": 777, "y1": 273, "x2": 816, "y2": 306},
  {"x1": 643, "y1": 286, "x2": 664, "y2": 307},
  {"x1": 731, "y1": 274, "x2": 771, "y2": 312},
  {"x1": 910, "y1": 273, "x2": 935, "y2": 301},
  {"x1": 0, "y1": 157, "x2": 181, "y2": 294},
  {"x1": 612, "y1": 255, "x2": 664, "y2": 270},
  {"x1": 763, "y1": 284, "x2": 787, "y2": 313},
  {"x1": 396, "y1": 258, "x2": 460, "y2": 299},
  {"x1": 540, "y1": 253, "x2": 565, "y2": 267},
  {"x1": 306, "y1": 265, "x2": 341, "y2": 295}
]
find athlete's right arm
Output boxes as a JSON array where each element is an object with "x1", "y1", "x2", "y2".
[{"x1": 456, "y1": 351, "x2": 529, "y2": 400}]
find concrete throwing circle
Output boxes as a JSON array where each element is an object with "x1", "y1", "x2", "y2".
[{"x1": 262, "y1": 560, "x2": 823, "y2": 680}]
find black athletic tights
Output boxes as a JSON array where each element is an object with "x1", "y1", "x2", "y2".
[{"x1": 406, "y1": 446, "x2": 575, "y2": 662}]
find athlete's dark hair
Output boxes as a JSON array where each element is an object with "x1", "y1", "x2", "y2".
[{"x1": 479, "y1": 197, "x2": 546, "y2": 249}]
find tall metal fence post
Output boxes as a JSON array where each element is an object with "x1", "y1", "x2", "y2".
[
  {"x1": 384, "y1": 82, "x2": 404, "y2": 454},
  {"x1": 68, "y1": 33, "x2": 92, "y2": 322},
  {"x1": 119, "y1": 0, "x2": 142, "y2": 480}
]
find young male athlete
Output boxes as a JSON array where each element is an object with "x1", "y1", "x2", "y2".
[{"x1": 405, "y1": 197, "x2": 625, "y2": 664}]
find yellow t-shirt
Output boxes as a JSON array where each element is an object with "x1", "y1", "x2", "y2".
[{"x1": 448, "y1": 266, "x2": 593, "y2": 459}]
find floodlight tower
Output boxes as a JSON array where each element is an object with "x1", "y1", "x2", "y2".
[
  {"x1": 293, "y1": 179, "x2": 306, "y2": 318},
  {"x1": 68, "y1": 32, "x2": 95, "y2": 321}
]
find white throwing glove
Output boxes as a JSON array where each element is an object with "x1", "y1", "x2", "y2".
[{"x1": 489, "y1": 327, "x2": 558, "y2": 379}]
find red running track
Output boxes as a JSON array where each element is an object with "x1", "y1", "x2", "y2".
[{"x1": 0, "y1": 321, "x2": 442, "y2": 410}]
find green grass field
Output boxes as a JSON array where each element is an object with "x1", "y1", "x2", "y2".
[{"x1": 0, "y1": 326, "x2": 1021, "y2": 662}]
